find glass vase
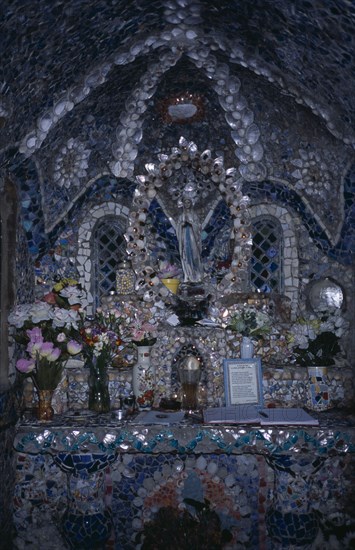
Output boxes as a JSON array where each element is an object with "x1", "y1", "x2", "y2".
[
  {"x1": 88, "y1": 356, "x2": 111, "y2": 413},
  {"x1": 178, "y1": 356, "x2": 201, "y2": 412},
  {"x1": 36, "y1": 389, "x2": 54, "y2": 421},
  {"x1": 132, "y1": 345, "x2": 155, "y2": 410}
]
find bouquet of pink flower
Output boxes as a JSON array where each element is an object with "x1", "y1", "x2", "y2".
[
  {"x1": 8, "y1": 300, "x2": 83, "y2": 390},
  {"x1": 112, "y1": 298, "x2": 158, "y2": 347},
  {"x1": 120, "y1": 302, "x2": 157, "y2": 347},
  {"x1": 130, "y1": 321, "x2": 157, "y2": 346},
  {"x1": 157, "y1": 261, "x2": 182, "y2": 279},
  {"x1": 16, "y1": 326, "x2": 82, "y2": 390}
]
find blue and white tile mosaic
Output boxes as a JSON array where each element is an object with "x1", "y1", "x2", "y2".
[{"x1": 12, "y1": 414, "x2": 355, "y2": 549}]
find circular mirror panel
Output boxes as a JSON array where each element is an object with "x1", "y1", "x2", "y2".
[{"x1": 308, "y1": 278, "x2": 344, "y2": 312}]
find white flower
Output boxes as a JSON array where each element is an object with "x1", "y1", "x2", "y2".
[
  {"x1": 29, "y1": 302, "x2": 53, "y2": 324},
  {"x1": 93, "y1": 341, "x2": 104, "y2": 356},
  {"x1": 99, "y1": 334, "x2": 110, "y2": 346},
  {"x1": 8, "y1": 302, "x2": 53, "y2": 327},
  {"x1": 51, "y1": 308, "x2": 81, "y2": 330},
  {"x1": 8, "y1": 304, "x2": 33, "y2": 328},
  {"x1": 290, "y1": 320, "x2": 317, "y2": 348},
  {"x1": 59, "y1": 285, "x2": 88, "y2": 307}
]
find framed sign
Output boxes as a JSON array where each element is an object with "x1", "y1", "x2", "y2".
[{"x1": 223, "y1": 358, "x2": 264, "y2": 407}]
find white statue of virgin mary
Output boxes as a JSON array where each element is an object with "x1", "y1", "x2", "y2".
[{"x1": 176, "y1": 196, "x2": 204, "y2": 283}]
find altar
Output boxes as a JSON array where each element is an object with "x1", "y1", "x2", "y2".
[
  {"x1": 7, "y1": 138, "x2": 355, "y2": 550},
  {"x1": 12, "y1": 409, "x2": 355, "y2": 549}
]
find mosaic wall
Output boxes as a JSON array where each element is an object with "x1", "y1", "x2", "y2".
[
  {"x1": 0, "y1": 426, "x2": 16, "y2": 546},
  {"x1": 2, "y1": 3, "x2": 354, "y2": 377},
  {"x1": 20, "y1": 342, "x2": 354, "y2": 417},
  {"x1": 0, "y1": 389, "x2": 18, "y2": 547},
  {"x1": 12, "y1": 447, "x2": 355, "y2": 549},
  {"x1": 1, "y1": 3, "x2": 354, "y2": 547},
  {"x1": 1, "y1": 1, "x2": 354, "y2": 273}
]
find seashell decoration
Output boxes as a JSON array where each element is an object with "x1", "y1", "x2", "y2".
[
  {"x1": 16, "y1": 7, "x2": 353, "y2": 166},
  {"x1": 109, "y1": 51, "x2": 182, "y2": 178},
  {"x1": 290, "y1": 149, "x2": 333, "y2": 199},
  {"x1": 53, "y1": 138, "x2": 91, "y2": 189},
  {"x1": 124, "y1": 137, "x2": 253, "y2": 307}
]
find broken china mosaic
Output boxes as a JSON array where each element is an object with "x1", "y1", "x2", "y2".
[{"x1": 12, "y1": 418, "x2": 355, "y2": 550}]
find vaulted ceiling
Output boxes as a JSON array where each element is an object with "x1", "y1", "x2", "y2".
[
  {"x1": 1, "y1": 0, "x2": 354, "y2": 259},
  {"x1": 2, "y1": 0, "x2": 354, "y2": 147}
]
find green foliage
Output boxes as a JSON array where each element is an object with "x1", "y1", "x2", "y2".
[
  {"x1": 293, "y1": 331, "x2": 341, "y2": 367},
  {"x1": 227, "y1": 307, "x2": 271, "y2": 339}
]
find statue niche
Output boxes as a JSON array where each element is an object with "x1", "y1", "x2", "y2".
[
  {"x1": 176, "y1": 195, "x2": 203, "y2": 284},
  {"x1": 125, "y1": 137, "x2": 252, "y2": 311}
]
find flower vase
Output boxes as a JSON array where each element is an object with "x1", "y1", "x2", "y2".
[
  {"x1": 307, "y1": 366, "x2": 331, "y2": 411},
  {"x1": 132, "y1": 346, "x2": 155, "y2": 410},
  {"x1": 88, "y1": 356, "x2": 111, "y2": 413},
  {"x1": 36, "y1": 389, "x2": 54, "y2": 421},
  {"x1": 240, "y1": 336, "x2": 254, "y2": 359}
]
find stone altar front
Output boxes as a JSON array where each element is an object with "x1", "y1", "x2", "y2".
[{"x1": 12, "y1": 409, "x2": 355, "y2": 549}]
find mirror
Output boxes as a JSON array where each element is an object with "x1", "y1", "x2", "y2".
[{"x1": 307, "y1": 278, "x2": 345, "y2": 312}]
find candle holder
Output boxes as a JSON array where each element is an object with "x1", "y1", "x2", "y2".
[{"x1": 177, "y1": 355, "x2": 201, "y2": 412}]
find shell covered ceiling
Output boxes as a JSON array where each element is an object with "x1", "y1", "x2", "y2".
[{"x1": 1, "y1": 0, "x2": 354, "y2": 261}]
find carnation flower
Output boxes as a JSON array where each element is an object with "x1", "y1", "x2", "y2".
[
  {"x1": 29, "y1": 302, "x2": 53, "y2": 324},
  {"x1": 51, "y1": 307, "x2": 81, "y2": 330}
]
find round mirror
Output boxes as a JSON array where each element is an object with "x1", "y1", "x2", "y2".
[{"x1": 308, "y1": 278, "x2": 344, "y2": 312}]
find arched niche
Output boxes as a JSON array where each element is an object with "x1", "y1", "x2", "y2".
[
  {"x1": 77, "y1": 201, "x2": 129, "y2": 314},
  {"x1": 125, "y1": 137, "x2": 253, "y2": 307},
  {"x1": 249, "y1": 203, "x2": 299, "y2": 319}
]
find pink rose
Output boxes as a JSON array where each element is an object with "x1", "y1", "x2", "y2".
[
  {"x1": 27, "y1": 341, "x2": 43, "y2": 357},
  {"x1": 26, "y1": 327, "x2": 44, "y2": 343}
]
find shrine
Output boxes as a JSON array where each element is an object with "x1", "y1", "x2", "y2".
[{"x1": 1, "y1": 1, "x2": 354, "y2": 549}]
